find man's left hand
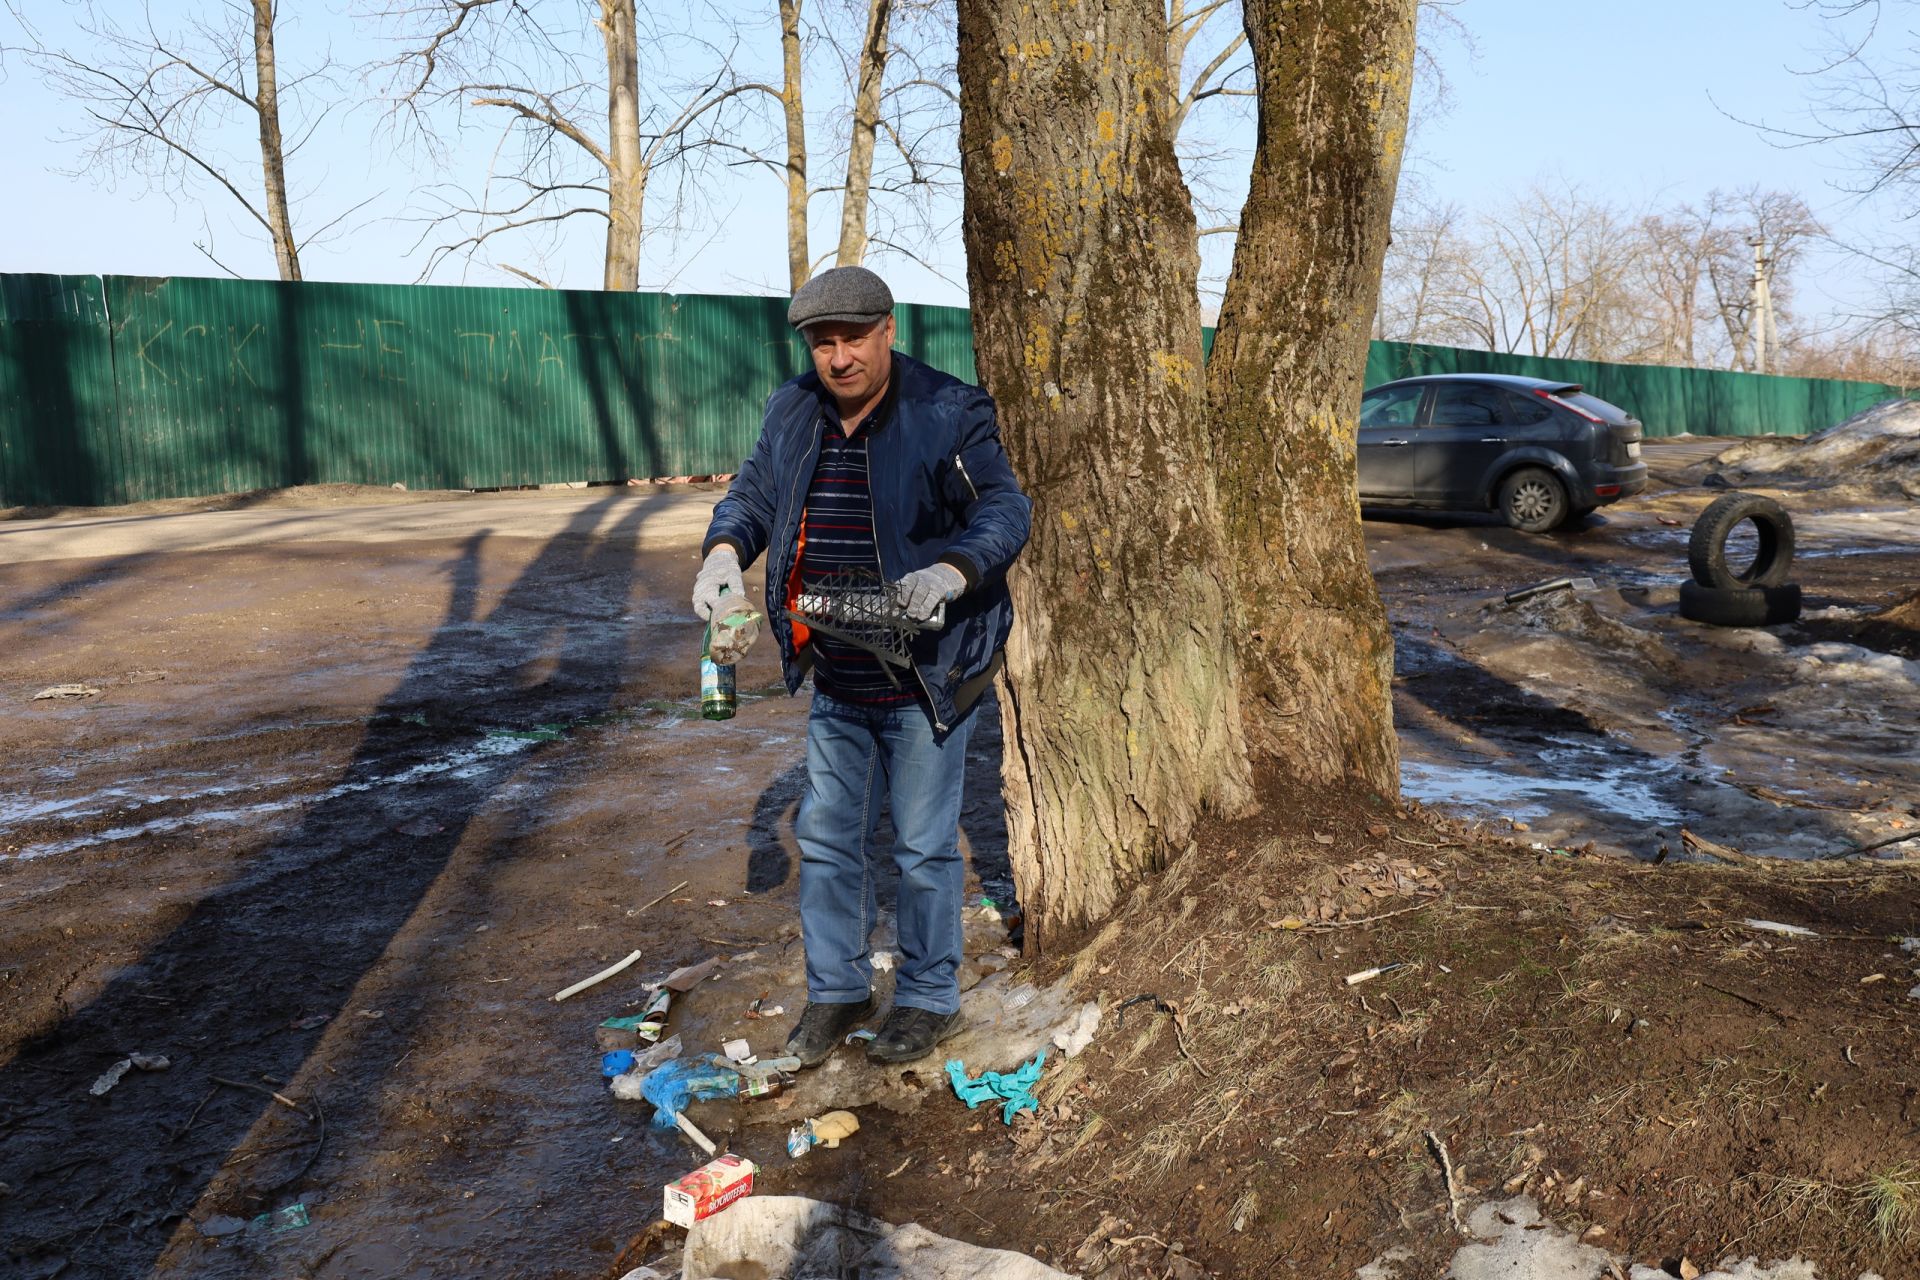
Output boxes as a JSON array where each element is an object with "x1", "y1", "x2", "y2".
[{"x1": 894, "y1": 563, "x2": 966, "y2": 624}]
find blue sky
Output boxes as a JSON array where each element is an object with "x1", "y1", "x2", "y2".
[{"x1": 0, "y1": 0, "x2": 1898, "y2": 320}]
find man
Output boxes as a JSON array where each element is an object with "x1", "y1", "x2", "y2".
[{"x1": 691, "y1": 266, "x2": 1030, "y2": 1065}]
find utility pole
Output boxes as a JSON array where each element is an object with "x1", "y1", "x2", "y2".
[{"x1": 1748, "y1": 235, "x2": 1775, "y2": 374}]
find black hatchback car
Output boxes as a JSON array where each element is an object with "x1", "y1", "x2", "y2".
[{"x1": 1356, "y1": 373, "x2": 1649, "y2": 532}]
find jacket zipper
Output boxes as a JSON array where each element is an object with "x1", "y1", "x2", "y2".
[
  {"x1": 866, "y1": 442, "x2": 947, "y2": 732},
  {"x1": 953, "y1": 453, "x2": 979, "y2": 502}
]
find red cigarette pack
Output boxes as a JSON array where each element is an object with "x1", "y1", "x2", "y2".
[{"x1": 663, "y1": 1154, "x2": 756, "y2": 1228}]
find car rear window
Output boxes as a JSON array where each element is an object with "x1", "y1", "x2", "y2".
[{"x1": 1560, "y1": 391, "x2": 1632, "y2": 423}]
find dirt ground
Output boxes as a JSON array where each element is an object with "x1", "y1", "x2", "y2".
[{"x1": 1, "y1": 448, "x2": 1915, "y2": 1278}]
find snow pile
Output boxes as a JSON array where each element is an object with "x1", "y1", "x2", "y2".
[
  {"x1": 1795, "y1": 640, "x2": 1920, "y2": 693},
  {"x1": 1711, "y1": 398, "x2": 1920, "y2": 495}
]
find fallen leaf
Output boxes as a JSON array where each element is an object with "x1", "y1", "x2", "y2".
[
  {"x1": 1313, "y1": 832, "x2": 1335, "y2": 845},
  {"x1": 1366, "y1": 823, "x2": 1390, "y2": 838}
]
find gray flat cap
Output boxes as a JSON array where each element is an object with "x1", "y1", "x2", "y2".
[{"x1": 788, "y1": 266, "x2": 893, "y2": 331}]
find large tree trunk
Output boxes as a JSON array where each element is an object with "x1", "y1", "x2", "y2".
[
  {"x1": 779, "y1": 0, "x2": 811, "y2": 290},
  {"x1": 1206, "y1": 0, "x2": 1414, "y2": 794},
  {"x1": 250, "y1": 0, "x2": 300, "y2": 282},
  {"x1": 958, "y1": 0, "x2": 1253, "y2": 950},
  {"x1": 835, "y1": 0, "x2": 892, "y2": 266},
  {"x1": 601, "y1": 0, "x2": 645, "y2": 291}
]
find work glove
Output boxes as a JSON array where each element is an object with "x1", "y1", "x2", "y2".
[
  {"x1": 692, "y1": 546, "x2": 745, "y2": 622},
  {"x1": 707, "y1": 594, "x2": 760, "y2": 665},
  {"x1": 894, "y1": 563, "x2": 966, "y2": 625}
]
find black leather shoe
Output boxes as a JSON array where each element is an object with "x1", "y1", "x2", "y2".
[
  {"x1": 865, "y1": 1005, "x2": 961, "y2": 1064},
  {"x1": 785, "y1": 997, "x2": 876, "y2": 1068}
]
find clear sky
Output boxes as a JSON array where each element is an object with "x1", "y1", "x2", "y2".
[{"x1": 0, "y1": 0, "x2": 1899, "y2": 322}]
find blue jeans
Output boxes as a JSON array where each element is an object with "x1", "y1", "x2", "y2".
[{"x1": 793, "y1": 692, "x2": 976, "y2": 1015}]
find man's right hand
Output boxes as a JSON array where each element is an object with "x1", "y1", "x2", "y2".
[{"x1": 692, "y1": 546, "x2": 745, "y2": 621}]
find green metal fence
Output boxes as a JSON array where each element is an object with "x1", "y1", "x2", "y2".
[
  {"x1": 1362, "y1": 342, "x2": 1908, "y2": 443},
  {"x1": 0, "y1": 272, "x2": 1908, "y2": 507}
]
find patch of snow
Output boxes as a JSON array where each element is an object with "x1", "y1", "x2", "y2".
[
  {"x1": 1447, "y1": 1198, "x2": 1613, "y2": 1279},
  {"x1": 1795, "y1": 642, "x2": 1920, "y2": 691},
  {"x1": 1716, "y1": 398, "x2": 1920, "y2": 493}
]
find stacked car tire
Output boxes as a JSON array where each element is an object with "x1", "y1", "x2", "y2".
[{"x1": 1678, "y1": 493, "x2": 1803, "y2": 627}]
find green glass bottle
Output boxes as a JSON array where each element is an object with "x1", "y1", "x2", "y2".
[{"x1": 700, "y1": 589, "x2": 737, "y2": 721}]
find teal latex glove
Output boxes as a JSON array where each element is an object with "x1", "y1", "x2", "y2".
[{"x1": 945, "y1": 1050, "x2": 1046, "y2": 1124}]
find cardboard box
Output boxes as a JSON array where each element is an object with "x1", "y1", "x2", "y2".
[{"x1": 663, "y1": 1154, "x2": 756, "y2": 1228}]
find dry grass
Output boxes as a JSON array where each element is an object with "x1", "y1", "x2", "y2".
[{"x1": 1856, "y1": 1162, "x2": 1920, "y2": 1244}]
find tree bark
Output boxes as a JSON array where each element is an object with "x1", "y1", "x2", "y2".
[
  {"x1": 250, "y1": 0, "x2": 301, "y2": 282},
  {"x1": 958, "y1": 0, "x2": 1253, "y2": 949},
  {"x1": 601, "y1": 0, "x2": 645, "y2": 291},
  {"x1": 835, "y1": 0, "x2": 892, "y2": 266},
  {"x1": 1206, "y1": 0, "x2": 1414, "y2": 794},
  {"x1": 779, "y1": 0, "x2": 811, "y2": 290}
]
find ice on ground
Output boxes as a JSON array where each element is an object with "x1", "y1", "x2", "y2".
[{"x1": 1712, "y1": 398, "x2": 1920, "y2": 495}]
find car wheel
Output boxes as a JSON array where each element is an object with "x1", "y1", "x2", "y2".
[
  {"x1": 1498, "y1": 467, "x2": 1569, "y2": 533},
  {"x1": 1678, "y1": 580, "x2": 1803, "y2": 627},
  {"x1": 1687, "y1": 492, "x2": 1796, "y2": 589}
]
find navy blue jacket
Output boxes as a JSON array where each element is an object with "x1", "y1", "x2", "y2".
[{"x1": 703, "y1": 352, "x2": 1031, "y2": 732}]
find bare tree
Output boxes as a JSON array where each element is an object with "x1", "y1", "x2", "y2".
[
  {"x1": 834, "y1": 0, "x2": 893, "y2": 264},
  {"x1": 1701, "y1": 188, "x2": 1824, "y2": 372},
  {"x1": 373, "y1": 0, "x2": 761, "y2": 290},
  {"x1": 777, "y1": 0, "x2": 811, "y2": 289},
  {"x1": 1207, "y1": 0, "x2": 1414, "y2": 788},
  {"x1": 957, "y1": 0, "x2": 1253, "y2": 943},
  {"x1": 6, "y1": 0, "x2": 351, "y2": 280},
  {"x1": 1756, "y1": 0, "x2": 1920, "y2": 210}
]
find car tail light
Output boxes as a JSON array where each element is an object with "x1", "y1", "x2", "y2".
[
  {"x1": 1593, "y1": 484, "x2": 1621, "y2": 498},
  {"x1": 1535, "y1": 389, "x2": 1605, "y2": 424}
]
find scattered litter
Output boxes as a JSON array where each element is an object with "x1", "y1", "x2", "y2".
[
  {"x1": 198, "y1": 1213, "x2": 249, "y2": 1238},
  {"x1": 1344, "y1": 962, "x2": 1408, "y2": 987},
  {"x1": 88, "y1": 1052, "x2": 170, "y2": 1096},
  {"x1": 1909, "y1": 985, "x2": 1920, "y2": 1003},
  {"x1": 871, "y1": 951, "x2": 895, "y2": 973},
  {"x1": 637, "y1": 1058, "x2": 720, "y2": 1153},
  {"x1": 657, "y1": 957, "x2": 720, "y2": 993},
  {"x1": 31, "y1": 684, "x2": 101, "y2": 701},
  {"x1": 393, "y1": 817, "x2": 445, "y2": 837},
  {"x1": 722, "y1": 1038, "x2": 756, "y2": 1065},
  {"x1": 632, "y1": 989, "x2": 673, "y2": 1042},
  {"x1": 1901, "y1": 937, "x2": 1920, "y2": 954},
  {"x1": 1049, "y1": 1002, "x2": 1102, "y2": 1058},
  {"x1": 845, "y1": 1028, "x2": 877, "y2": 1045},
  {"x1": 706, "y1": 899, "x2": 729, "y2": 908},
  {"x1": 946, "y1": 1051, "x2": 1046, "y2": 1125},
  {"x1": 554, "y1": 948, "x2": 643, "y2": 1002},
  {"x1": 630, "y1": 879, "x2": 690, "y2": 916},
  {"x1": 664, "y1": 1153, "x2": 756, "y2": 1228},
  {"x1": 608, "y1": 1035, "x2": 685, "y2": 1100},
  {"x1": 1657, "y1": 516, "x2": 1683, "y2": 526},
  {"x1": 787, "y1": 1109, "x2": 861, "y2": 1158},
  {"x1": 602, "y1": 1050, "x2": 636, "y2": 1077},
  {"x1": 1742, "y1": 919, "x2": 1819, "y2": 939},
  {"x1": 249, "y1": 1203, "x2": 310, "y2": 1234},
  {"x1": 288, "y1": 1013, "x2": 329, "y2": 1030},
  {"x1": 1861, "y1": 973, "x2": 1887, "y2": 985},
  {"x1": 1503, "y1": 577, "x2": 1598, "y2": 605}
]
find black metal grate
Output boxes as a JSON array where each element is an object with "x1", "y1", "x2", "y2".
[{"x1": 787, "y1": 567, "x2": 941, "y2": 688}]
